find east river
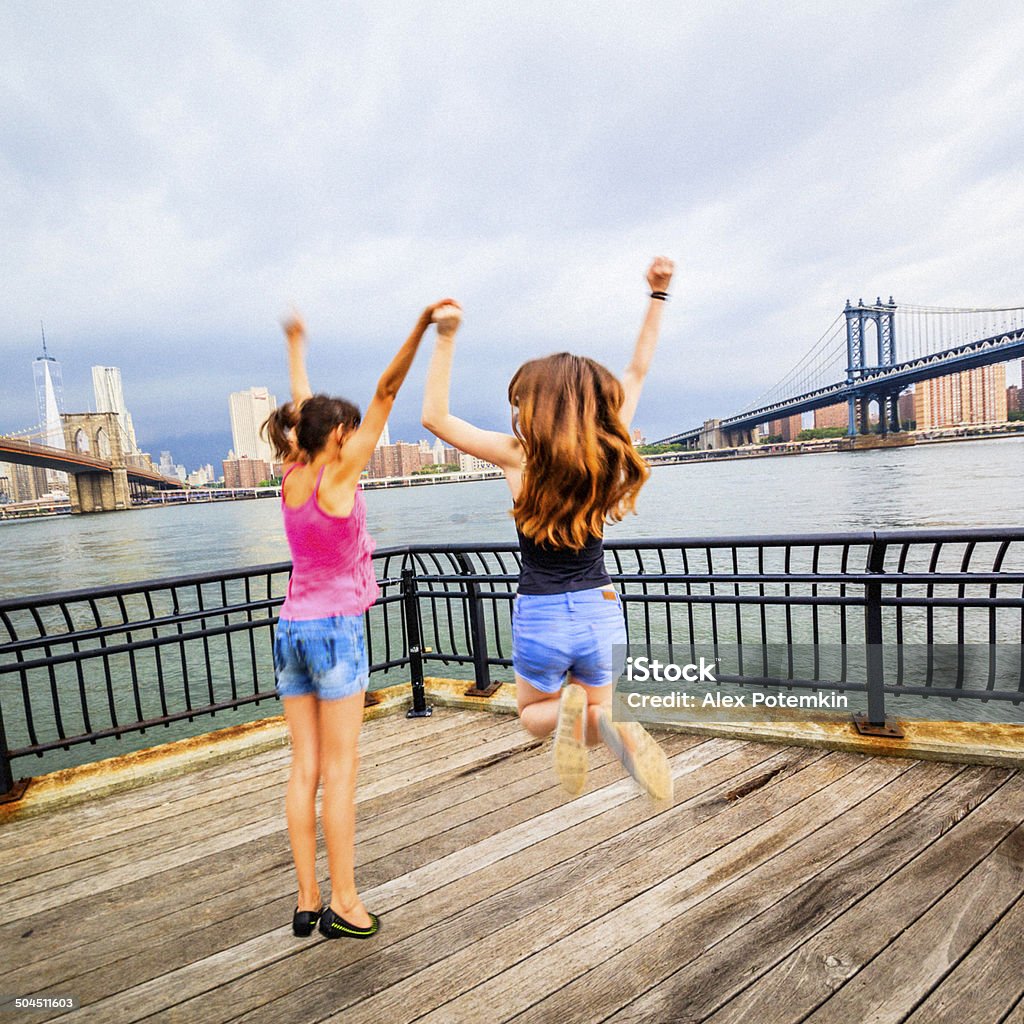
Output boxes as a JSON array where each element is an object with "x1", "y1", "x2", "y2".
[
  {"x1": 1, "y1": 437, "x2": 1021, "y2": 773},
  {"x1": 1, "y1": 437, "x2": 1021, "y2": 600}
]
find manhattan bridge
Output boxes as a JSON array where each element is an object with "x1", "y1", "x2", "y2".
[{"x1": 657, "y1": 298, "x2": 1024, "y2": 448}]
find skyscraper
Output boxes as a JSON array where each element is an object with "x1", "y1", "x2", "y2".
[
  {"x1": 32, "y1": 327, "x2": 65, "y2": 451},
  {"x1": 228, "y1": 387, "x2": 277, "y2": 463},
  {"x1": 92, "y1": 365, "x2": 139, "y2": 454}
]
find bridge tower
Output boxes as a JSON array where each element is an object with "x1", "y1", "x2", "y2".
[
  {"x1": 844, "y1": 297, "x2": 901, "y2": 435},
  {"x1": 61, "y1": 412, "x2": 132, "y2": 513}
]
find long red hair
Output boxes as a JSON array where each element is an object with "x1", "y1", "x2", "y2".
[{"x1": 509, "y1": 353, "x2": 649, "y2": 549}]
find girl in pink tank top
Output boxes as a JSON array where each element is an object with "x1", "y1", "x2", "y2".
[{"x1": 263, "y1": 300, "x2": 459, "y2": 941}]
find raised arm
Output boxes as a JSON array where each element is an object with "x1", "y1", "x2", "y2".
[
  {"x1": 619, "y1": 256, "x2": 675, "y2": 428},
  {"x1": 421, "y1": 308, "x2": 522, "y2": 472},
  {"x1": 282, "y1": 314, "x2": 313, "y2": 405},
  {"x1": 337, "y1": 301, "x2": 456, "y2": 479}
]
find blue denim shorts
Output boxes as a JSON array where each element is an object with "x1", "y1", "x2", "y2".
[
  {"x1": 274, "y1": 614, "x2": 369, "y2": 701},
  {"x1": 511, "y1": 587, "x2": 627, "y2": 693}
]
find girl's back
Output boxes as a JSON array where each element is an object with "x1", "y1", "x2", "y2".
[{"x1": 279, "y1": 465, "x2": 378, "y2": 620}]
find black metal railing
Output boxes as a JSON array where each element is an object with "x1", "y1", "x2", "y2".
[{"x1": 1, "y1": 528, "x2": 1023, "y2": 793}]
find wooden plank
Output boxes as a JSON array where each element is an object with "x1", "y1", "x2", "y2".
[
  {"x1": 903, "y1": 894, "x2": 1024, "y2": 1023},
  {"x1": 5, "y1": 735, "x2": 701, "y2": 994},
  {"x1": 374, "y1": 754, "x2": 905, "y2": 1024},
  {"x1": 523, "y1": 761, "x2": 993, "y2": 1024},
  {"x1": 1, "y1": 714, "x2": 521, "y2": 892},
  {"x1": 355, "y1": 733, "x2": 704, "y2": 844},
  {"x1": 39, "y1": 737, "x2": 775, "y2": 1023},
  {"x1": 0, "y1": 720, "x2": 536, "y2": 921},
  {"x1": 1003, "y1": 996, "x2": 1024, "y2": 1024},
  {"x1": 0, "y1": 707, "x2": 480, "y2": 854},
  {"x1": 215, "y1": 747, "x2": 834, "y2": 1024},
  {"x1": 700, "y1": 770, "x2": 1024, "y2": 1024},
  {"x1": 802, "y1": 821, "x2": 1024, "y2": 1023},
  {"x1": 0, "y1": 721, "x2": 546, "y2": 970}
]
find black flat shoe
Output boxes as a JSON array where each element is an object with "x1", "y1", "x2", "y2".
[
  {"x1": 318, "y1": 905, "x2": 380, "y2": 940},
  {"x1": 292, "y1": 906, "x2": 323, "y2": 937}
]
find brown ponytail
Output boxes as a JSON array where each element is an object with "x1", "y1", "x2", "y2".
[
  {"x1": 261, "y1": 395, "x2": 362, "y2": 462},
  {"x1": 262, "y1": 402, "x2": 300, "y2": 461}
]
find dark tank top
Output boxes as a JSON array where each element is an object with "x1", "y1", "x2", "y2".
[{"x1": 516, "y1": 527, "x2": 612, "y2": 595}]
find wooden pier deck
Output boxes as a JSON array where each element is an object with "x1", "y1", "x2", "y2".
[{"x1": 2, "y1": 706, "x2": 1023, "y2": 1024}]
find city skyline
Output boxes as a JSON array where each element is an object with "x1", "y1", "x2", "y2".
[
  {"x1": 2, "y1": 4, "x2": 1024, "y2": 457},
  {"x1": 5, "y1": 335, "x2": 1024, "y2": 475}
]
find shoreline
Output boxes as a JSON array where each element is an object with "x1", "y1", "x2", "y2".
[{"x1": 2, "y1": 428, "x2": 1020, "y2": 523}]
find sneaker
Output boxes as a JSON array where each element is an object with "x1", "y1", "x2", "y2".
[
  {"x1": 597, "y1": 710, "x2": 673, "y2": 802},
  {"x1": 553, "y1": 683, "x2": 589, "y2": 797}
]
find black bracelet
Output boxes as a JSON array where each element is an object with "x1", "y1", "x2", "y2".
[{"x1": 650, "y1": 291, "x2": 669, "y2": 301}]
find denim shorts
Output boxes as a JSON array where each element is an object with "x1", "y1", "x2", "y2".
[
  {"x1": 511, "y1": 587, "x2": 627, "y2": 693},
  {"x1": 274, "y1": 614, "x2": 369, "y2": 701}
]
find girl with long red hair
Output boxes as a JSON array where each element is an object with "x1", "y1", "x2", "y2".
[{"x1": 423, "y1": 258, "x2": 675, "y2": 800}]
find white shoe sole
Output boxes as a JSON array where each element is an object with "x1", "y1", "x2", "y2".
[
  {"x1": 553, "y1": 684, "x2": 588, "y2": 797},
  {"x1": 598, "y1": 714, "x2": 673, "y2": 802}
]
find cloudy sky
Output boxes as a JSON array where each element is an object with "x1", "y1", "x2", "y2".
[{"x1": 2, "y1": 1, "x2": 1023, "y2": 468}]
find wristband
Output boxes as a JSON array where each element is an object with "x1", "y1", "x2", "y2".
[{"x1": 650, "y1": 291, "x2": 669, "y2": 301}]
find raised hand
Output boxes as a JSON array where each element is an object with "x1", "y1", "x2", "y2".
[
  {"x1": 429, "y1": 300, "x2": 463, "y2": 339},
  {"x1": 281, "y1": 310, "x2": 306, "y2": 347},
  {"x1": 646, "y1": 257, "x2": 675, "y2": 294}
]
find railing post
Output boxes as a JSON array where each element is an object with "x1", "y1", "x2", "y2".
[
  {"x1": 0, "y1": 701, "x2": 14, "y2": 797},
  {"x1": 854, "y1": 536, "x2": 904, "y2": 738},
  {"x1": 456, "y1": 554, "x2": 500, "y2": 698},
  {"x1": 401, "y1": 566, "x2": 431, "y2": 718}
]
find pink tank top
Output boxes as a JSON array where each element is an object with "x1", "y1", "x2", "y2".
[{"x1": 278, "y1": 464, "x2": 380, "y2": 620}]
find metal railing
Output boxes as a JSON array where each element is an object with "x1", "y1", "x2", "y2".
[{"x1": 1, "y1": 528, "x2": 1023, "y2": 794}]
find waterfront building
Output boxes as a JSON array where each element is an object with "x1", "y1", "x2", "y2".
[
  {"x1": 899, "y1": 390, "x2": 916, "y2": 425},
  {"x1": 1008, "y1": 385, "x2": 1020, "y2": 415},
  {"x1": 228, "y1": 387, "x2": 277, "y2": 464},
  {"x1": 158, "y1": 451, "x2": 177, "y2": 478},
  {"x1": 459, "y1": 452, "x2": 498, "y2": 473},
  {"x1": 0, "y1": 461, "x2": 48, "y2": 503},
  {"x1": 431, "y1": 439, "x2": 460, "y2": 466},
  {"x1": 222, "y1": 454, "x2": 272, "y2": 488},
  {"x1": 368, "y1": 441, "x2": 431, "y2": 479},
  {"x1": 914, "y1": 364, "x2": 1008, "y2": 429},
  {"x1": 766, "y1": 414, "x2": 803, "y2": 442},
  {"x1": 814, "y1": 404, "x2": 848, "y2": 430},
  {"x1": 91, "y1": 366, "x2": 139, "y2": 454}
]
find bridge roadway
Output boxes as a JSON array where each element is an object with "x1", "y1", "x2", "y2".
[
  {"x1": 658, "y1": 324, "x2": 1024, "y2": 447},
  {"x1": 0, "y1": 437, "x2": 182, "y2": 489},
  {"x1": 2, "y1": 704, "x2": 1022, "y2": 1023}
]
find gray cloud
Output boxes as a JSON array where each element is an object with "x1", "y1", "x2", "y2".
[{"x1": 2, "y1": 0, "x2": 1023, "y2": 464}]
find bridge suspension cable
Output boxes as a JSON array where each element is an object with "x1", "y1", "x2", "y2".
[
  {"x1": 741, "y1": 313, "x2": 847, "y2": 412},
  {"x1": 740, "y1": 301, "x2": 1024, "y2": 414}
]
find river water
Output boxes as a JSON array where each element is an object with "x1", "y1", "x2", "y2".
[
  {"x1": 1, "y1": 438, "x2": 1021, "y2": 775},
  {"x1": 1, "y1": 437, "x2": 1021, "y2": 600}
]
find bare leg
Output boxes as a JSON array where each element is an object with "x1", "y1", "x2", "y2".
[
  {"x1": 516, "y1": 674, "x2": 562, "y2": 738},
  {"x1": 579, "y1": 679, "x2": 614, "y2": 748},
  {"x1": 282, "y1": 695, "x2": 322, "y2": 912},
  {"x1": 318, "y1": 691, "x2": 372, "y2": 928}
]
